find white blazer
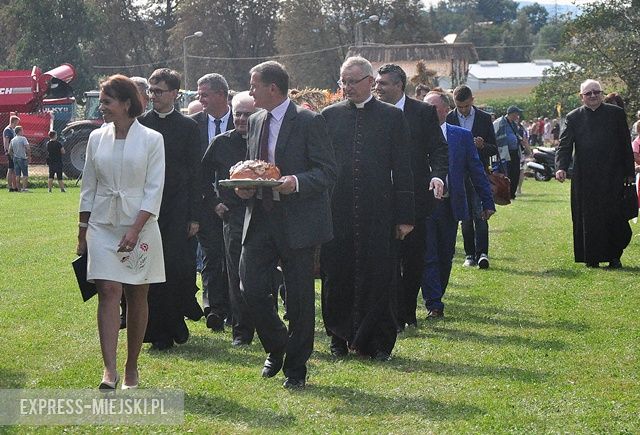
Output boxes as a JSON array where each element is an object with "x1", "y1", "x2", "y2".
[{"x1": 79, "y1": 120, "x2": 165, "y2": 226}]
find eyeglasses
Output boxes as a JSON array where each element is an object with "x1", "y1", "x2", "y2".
[
  {"x1": 147, "y1": 88, "x2": 173, "y2": 97},
  {"x1": 581, "y1": 90, "x2": 603, "y2": 97},
  {"x1": 233, "y1": 111, "x2": 254, "y2": 118},
  {"x1": 337, "y1": 75, "x2": 370, "y2": 88}
]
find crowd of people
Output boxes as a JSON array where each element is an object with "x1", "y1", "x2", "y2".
[{"x1": 23, "y1": 56, "x2": 629, "y2": 391}]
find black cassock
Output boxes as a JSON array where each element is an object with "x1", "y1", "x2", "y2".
[
  {"x1": 320, "y1": 98, "x2": 414, "y2": 357},
  {"x1": 139, "y1": 110, "x2": 202, "y2": 345},
  {"x1": 556, "y1": 103, "x2": 635, "y2": 263}
]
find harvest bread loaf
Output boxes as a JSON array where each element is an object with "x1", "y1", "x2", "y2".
[{"x1": 229, "y1": 160, "x2": 281, "y2": 180}]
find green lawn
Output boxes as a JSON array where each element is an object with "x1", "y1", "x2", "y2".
[{"x1": 0, "y1": 179, "x2": 639, "y2": 433}]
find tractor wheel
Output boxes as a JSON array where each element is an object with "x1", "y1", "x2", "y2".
[{"x1": 62, "y1": 134, "x2": 89, "y2": 179}]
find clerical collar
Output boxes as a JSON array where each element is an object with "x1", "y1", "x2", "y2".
[
  {"x1": 394, "y1": 94, "x2": 406, "y2": 111},
  {"x1": 353, "y1": 94, "x2": 373, "y2": 109},
  {"x1": 153, "y1": 107, "x2": 175, "y2": 118}
]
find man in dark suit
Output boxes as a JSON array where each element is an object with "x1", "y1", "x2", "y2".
[
  {"x1": 190, "y1": 73, "x2": 234, "y2": 331},
  {"x1": 446, "y1": 85, "x2": 498, "y2": 269},
  {"x1": 374, "y1": 64, "x2": 448, "y2": 329},
  {"x1": 424, "y1": 90, "x2": 495, "y2": 318},
  {"x1": 235, "y1": 61, "x2": 336, "y2": 389},
  {"x1": 321, "y1": 57, "x2": 414, "y2": 362}
]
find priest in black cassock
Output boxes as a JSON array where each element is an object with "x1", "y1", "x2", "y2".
[
  {"x1": 555, "y1": 79, "x2": 635, "y2": 268},
  {"x1": 320, "y1": 56, "x2": 414, "y2": 361},
  {"x1": 140, "y1": 68, "x2": 202, "y2": 349}
]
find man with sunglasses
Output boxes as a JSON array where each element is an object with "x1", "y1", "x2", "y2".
[
  {"x1": 139, "y1": 68, "x2": 202, "y2": 350},
  {"x1": 556, "y1": 79, "x2": 635, "y2": 269}
]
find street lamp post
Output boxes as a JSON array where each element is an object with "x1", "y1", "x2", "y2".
[
  {"x1": 355, "y1": 15, "x2": 379, "y2": 46},
  {"x1": 183, "y1": 31, "x2": 203, "y2": 90}
]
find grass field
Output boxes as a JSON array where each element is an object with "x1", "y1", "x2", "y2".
[{"x1": 0, "y1": 178, "x2": 639, "y2": 433}]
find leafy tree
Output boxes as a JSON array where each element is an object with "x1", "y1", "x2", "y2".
[
  {"x1": 531, "y1": 22, "x2": 567, "y2": 59},
  {"x1": 519, "y1": 2, "x2": 548, "y2": 34},
  {"x1": 2, "y1": 0, "x2": 96, "y2": 96},
  {"x1": 173, "y1": 0, "x2": 279, "y2": 90}
]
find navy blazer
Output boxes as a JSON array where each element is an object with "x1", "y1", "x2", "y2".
[
  {"x1": 243, "y1": 101, "x2": 337, "y2": 249},
  {"x1": 446, "y1": 106, "x2": 497, "y2": 168},
  {"x1": 445, "y1": 123, "x2": 495, "y2": 221},
  {"x1": 190, "y1": 109, "x2": 235, "y2": 157}
]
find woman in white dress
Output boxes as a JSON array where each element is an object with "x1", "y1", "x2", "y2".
[{"x1": 76, "y1": 75, "x2": 165, "y2": 390}]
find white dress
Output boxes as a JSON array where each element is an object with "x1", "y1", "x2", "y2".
[{"x1": 79, "y1": 121, "x2": 166, "y2": 285}]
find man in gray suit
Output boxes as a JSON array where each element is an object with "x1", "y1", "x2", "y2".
[{"x1": 235, "y1": 61, "x2": 336, "y2": 389}]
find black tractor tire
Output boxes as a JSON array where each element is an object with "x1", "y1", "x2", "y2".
[{"x1": 62, "y1": 134, "x2": 89, "y2": 179}]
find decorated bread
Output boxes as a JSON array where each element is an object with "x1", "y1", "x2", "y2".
[{"x1": 229, "y1": 160, "x2": 281, "y2": 181}]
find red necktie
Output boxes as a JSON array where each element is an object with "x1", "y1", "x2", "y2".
[{"x1": 258, "y1": 113, "x2": 273, "y2": 211}]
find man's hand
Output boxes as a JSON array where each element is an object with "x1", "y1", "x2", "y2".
[
  {"x1": 555, "y1": 169, "x2": 566, "y2": 182},
  {"x1": 214, "y1": 203, "x2": 229, "y2": 219},
  {"x1": 187, "y1": 222, "x2": 199, "y2": 238},
  {"x1": 481, "y1": 209, "x2": 495, "y2": 220},
  {"x1": 429, "y1": 178, "x2": 444, "y2": 199},
  {"x1": 395, "y1": 224, "x2": 414, "y2": 240},
  {"x1": 235, "y1": 187, "x2": 256, "y2": 199},
  {"x1": 474, "y1": 136, "x2": 485, "y2": 149},
  {"x1": 273, "y1": 175, "x2": 296, "y2": 195}
]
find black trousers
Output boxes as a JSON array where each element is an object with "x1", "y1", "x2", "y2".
[
  {"x1": 223, "y1": 207, "x2": 255, "y2": 343},
  {"x1": 198, "y1": 217, "x2": 229, "y2": 319},
  {"x1": 396, "y1": 217, "x2": 426, "y2": 325},
  {"x1": 239, "y1": 202, "x2": 315, "y2": 380}
]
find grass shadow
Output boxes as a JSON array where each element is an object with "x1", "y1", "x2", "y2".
[
  {"x1": 305, "y1": 384, "x2": 484, "y2": 421},
  {"x1": 419, "y1": 326, "x2": 567, "y2": 351},
  {"x1": 185, "y1": 392, "x2": 296, "y2": 429},
  {"x1": 388, "y1": 355, "x2": 549, "y2": 382},
  {"x1": 0, "y1": 366, "x2": 27, "y2": 389}
]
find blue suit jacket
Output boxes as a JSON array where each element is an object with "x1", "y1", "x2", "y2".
[{"x1": 445, "y1": 123, "x2": 495, "y2": 221}]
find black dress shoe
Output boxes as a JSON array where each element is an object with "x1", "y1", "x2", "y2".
[
  {"x1": 150, "y1": 340, "x2": 174, "y2": 351},
  {"x1": 261, "y1": 352, "x2": 284, "y2": 378},
  {"x1": 371, "y1": 351, "x2": 391, "y2": 362},
  {"x1": 585, "y1": 262, "x2": 599, "y2": 268},
  {"x1": 231, "y1": 338, "x2": 251, "y2": 346},
  {"x1": 184, "y1": 297, "x2": 204, "y2": 321},
  {"x1": 206, "y1": 313, "x2": 224, "y2": 331},
  {"x1": 330, "y1": 336, "x2": 348, "y2": 356},
  {"x1": 427, "y1": 309, "x2": 444, "y2": 319},
  {"x1": 608, "y1": 259, "x2": 622, "y2": 269},
  {"x1": 283, "y1": 377, "x2": 305, "y2": 389},
  {"x1": 119, "y1": 314, "x2": 126, "y2": 330}
]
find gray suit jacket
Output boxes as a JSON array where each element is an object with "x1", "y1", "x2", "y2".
[{"x1": 242, "y1": 101, "x2": 337, "y2": 249}]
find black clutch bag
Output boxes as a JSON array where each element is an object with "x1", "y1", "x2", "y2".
[
  {"x1": 72, "y1": 254, "x2": 97, "y2": 302},
  {"x1": 622, "y1": 181, "x2": 638, "y2": 221}
]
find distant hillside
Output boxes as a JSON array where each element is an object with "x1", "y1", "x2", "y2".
[{"x1": 518, "y1": 1, "x2": 582, "y2": 18}]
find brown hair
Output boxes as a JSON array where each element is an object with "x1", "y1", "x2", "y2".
[{"x1": 100, "y1": 74, "x2": 144, "y2": 117}]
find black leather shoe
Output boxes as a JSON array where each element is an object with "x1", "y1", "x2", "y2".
[
  {"x1": 206, "y1": 313, "x2": 224, "y2": 332},
  {"x1": 184, "y1": 296, "x2": 204, "y2": 321},
  {"x1": 586, "y1": 262, "x2": 599, "y2": 268},
  {"x1": 231, "y1": 338, "x2": 251, "y2": 346},
  {"x1": 330, "y1": 336, "x2": 348, "y2": 356},
  {"x1": 371, "y1": 351, "x2": 391, "y2": 362},
  {"x1": 174, "y1": 324, "x2": 189, "y2": 345},
  {"x1": 283, "y1": 377, "x2": 306, "y2": 389},
  {"x1": 261, "y1": 353, "x2": 284, "y2": 378},
  {"x1": 427, "y1": 309, "x2": 444, "y2": 319},
  {"x1": 608, "y1": 259, "x2": 622, "y2": 269}
]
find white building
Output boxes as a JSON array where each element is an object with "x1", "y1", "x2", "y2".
[{"x1": 440, "y1": 59, "x2": 571, "y2": 91}]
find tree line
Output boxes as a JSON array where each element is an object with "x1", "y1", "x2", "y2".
[{"x1": 0, "y1": 0, "x2": 638, "y2": 116}]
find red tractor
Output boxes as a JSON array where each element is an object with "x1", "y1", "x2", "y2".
[{"x1": 0, "y1": 64, "x2": 78, "y2": 178}]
